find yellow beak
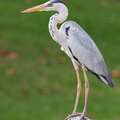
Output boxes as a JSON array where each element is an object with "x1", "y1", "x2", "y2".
[{"x1": 21, "y1": 4, "x2": 46, "y2": 13}]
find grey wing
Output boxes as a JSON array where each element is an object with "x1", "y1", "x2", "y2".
[{"x1": 62, "y1": 21, "x2": 114, "y2": 87}]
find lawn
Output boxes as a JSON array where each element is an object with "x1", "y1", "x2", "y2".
[{"x1": 0, "y1": 0, "x2": 120, "y2": 120}]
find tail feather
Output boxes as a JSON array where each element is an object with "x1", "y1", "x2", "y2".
[
  {"x1": 99, "y1": 73, "x2": 114, "y2": 88},
  {"x1": 85, "y1": 66, "x2": 114, "y2": 88}
]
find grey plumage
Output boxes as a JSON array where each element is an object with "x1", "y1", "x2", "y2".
[
  {"x1": 22, "y1": 0, "x2": 114, "y2": 117},
  {"x1": 60, "y1": 21, "x2": 114, "y2": 88}
]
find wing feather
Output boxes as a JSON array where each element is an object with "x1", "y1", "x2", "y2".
[{"x1": 61, "y1": 21, "x2": 114, "y2": 87}]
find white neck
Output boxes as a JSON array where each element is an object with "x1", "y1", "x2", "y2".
[{"x1": 48, "y1": 5, "x2": 68, "y2": 43}]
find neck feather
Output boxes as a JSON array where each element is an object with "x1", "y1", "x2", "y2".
[{"x1": 48, "y1": 6, "x2": 68, "y2": 42}]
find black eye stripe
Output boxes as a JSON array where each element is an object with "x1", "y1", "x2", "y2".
[{"x1": 51, "y1": 0, "x2": 64, "y2": 4}]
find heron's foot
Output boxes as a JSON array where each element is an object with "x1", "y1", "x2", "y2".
[{"x1": 64, "y1": 113, "x2": 92, "y2": 120}]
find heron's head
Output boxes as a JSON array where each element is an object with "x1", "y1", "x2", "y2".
[{"x1": 22, "y1": 0, "x2": 66, "y2": 13}]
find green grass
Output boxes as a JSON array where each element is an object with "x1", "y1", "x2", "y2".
[{"x1": 0, "y1": 0, "x2": 120, "y2": 120}]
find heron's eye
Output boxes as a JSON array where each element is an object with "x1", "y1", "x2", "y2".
[{"x1": 48, "y1": 3, "x2": 53, "y2": 7}]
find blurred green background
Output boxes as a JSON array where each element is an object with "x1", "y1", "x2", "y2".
[{"x1": 0, "y1": 0, "x2": 120, "y2": 120}]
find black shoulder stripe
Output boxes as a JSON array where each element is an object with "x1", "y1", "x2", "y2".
[{"x1": 66, "y1": 26, "x2": 70, "y2": 36}]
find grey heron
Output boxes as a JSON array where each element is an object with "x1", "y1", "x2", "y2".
[{"x1": 22, "y1": 0, "x2": 114, "y2": 118}]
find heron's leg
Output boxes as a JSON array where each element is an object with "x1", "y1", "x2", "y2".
[
  {"x1": 72, "y1": 60, "x2": 82, "y2": 114},
  {"x1": 82, "y1": 65, "x2": 89, "y2": 115}
]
